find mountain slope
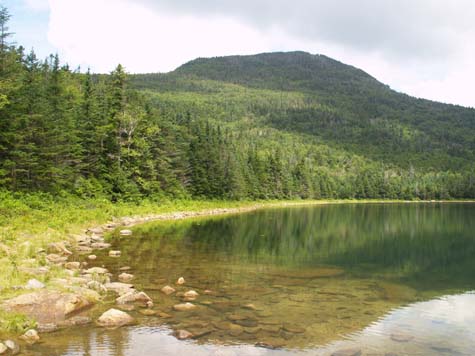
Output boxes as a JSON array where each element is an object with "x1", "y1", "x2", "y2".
[{"x1": 131, "y1": 51, "x2": 475, "y2": 171}]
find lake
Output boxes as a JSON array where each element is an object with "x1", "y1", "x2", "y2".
[{"x1": 31, "y1": 203, "x2": 475, "y2": 355}]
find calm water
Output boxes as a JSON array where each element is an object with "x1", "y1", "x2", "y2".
[{"x1": 31, "y1": 203, "x2": 475, "y2": 355}]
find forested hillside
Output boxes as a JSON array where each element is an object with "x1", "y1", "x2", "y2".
[{"x1": 1, "y1": 6, "x2": 474, "y2": 201}]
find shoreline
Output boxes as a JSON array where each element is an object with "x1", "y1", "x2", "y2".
[
  {"x1": 90, "y1": 199, "x2": 475, "y2": 230},
  {"x1": 0, "y1": 198, "x2": 474, "y2": 345}
]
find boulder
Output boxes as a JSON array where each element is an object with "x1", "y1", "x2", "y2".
[
  {"x1": 2, "y1": 291, "x2": 91, "y2": 324},
  {"x1": 20, "y1": 329, "x2": 40, "y2": 344},
  {"x1": 97, "y1": 308, "x2": 134, "y2": 327},
  {"x1": 161, "y1": 285, "x2": 176, "y2": 295}
]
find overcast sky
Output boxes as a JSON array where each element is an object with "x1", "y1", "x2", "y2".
[{"x1": 3, "y1": 0, "x2": 475, "y2": 107}]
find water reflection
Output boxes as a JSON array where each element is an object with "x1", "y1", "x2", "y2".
[{"x1": 30, "y1": 203, "x2": 475, "y2": 355}]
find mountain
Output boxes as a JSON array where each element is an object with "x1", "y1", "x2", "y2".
[{"x1": 131, "y1": 51, "x2": 475, "y2": 171}]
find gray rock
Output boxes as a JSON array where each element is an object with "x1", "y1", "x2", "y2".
[
  {"x1": 26, "y1": 279, "x2": 45, "y2": 290},
  {"x1": 97, "y1": 308, "x2": 134, "y2": 327},
  {"x1": 20, "y1": 329, "x2": 40, "y2": 344},
  {"x1": 4, "y1": 340, "x2": 20, "y2": 355}
]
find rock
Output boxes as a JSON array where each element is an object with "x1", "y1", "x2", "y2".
[
  {"x1": 105, "y1": 282, "x2": 135, "y2": 295},
  {"x1": 87, "y1": 227, "x2": 104, "y2": 235},
  {"x1": 48, "y1": 242, "x2": 72, "y2": 255},
  {"x1": 391, "y1": 333, "x2": 414, "y2": 342},
  {"x1": 97, "y1": 308, "x2": 134, "y2": 327},
  {"x1": 109, "y1": 250, "x2": 121, "y2": 257},
  {"x1": 118, "y1": 273, "x2": 134, "y2": 282},
  {"x1": 228, "y1": 323, "x2": 244, "y2": 336},
  {"x1": 116, "y1": 291, "x2": 152, "y2": 305},
  {"x1": 282, "y1": 323, "x2": 306, "y2": 333},
  {"x1": 91, "y1": 242, "x2": 111, "y2": 249},
  {"x1": 37, "y1": 323, "x2": 59, "y2": 333},
  {"x1": 0, "y1": 343, "x2": 7, "y2": 354},
  {"x1": 46, "y1": 253, "x2": 68, "y2": 264},
  {"x1": 60, "y1": 316, "x2": 92, "y2": 326},
  {"x1": 175, "y1": 329, "x2": 193, "y2": 340},
  {"x1": 26, "y1": 278, "x2": 45, "y2": 290},
  {"x1": 65, "y1": 262, "x2": 81, "y2": 270},
  {"x1": 176, "y1": 277, "x2": 185, "y2": 285},
  {"x1": 88, "y1": 254, "x2": 97, "y2": 260},
  {"x1": 120, "y1": 229, "x2": 133, "y2": 236},
  {"x1": 242, "y1": 303, "x2": 258, "y2": 310},
  {"x1": 161, "y1": 285, "x2": 176, "y2": 295},
  {"x1": 138, "y1": 309, "x2": 158, "y2": 316},
  {"x1": 157, "y1": 311, "x2": 172, "y2": 318},
  {"x1": 84, "y1": 267, "x2": 109, "y2": 274},
  {"x1": 87, "y1": 280, "x2": 108, "y2": 293},
  {"x1": 255, "y1": 341, "x2": 286, "y2": 350},
  {"x1": 331, "y1": 348, "x2": 362, "y2": 356},
  {"x1": 119, "y1": 266, "x2": 132, "y2": 271},
  {"x1": 173, "y1": 302, "x2": 196, "y2": 311},
  {"x1": 4, "y1": 340, "x2": 20, "y2": 355},
  {"x1": 20, "y1": 329, "x2": 40, "y2": 344},
  {"x1": 3, "y1": 291, "x2": 91, "y2": 323},
  {"x1": 76, "y1": 246, "x2": 93, "y2": 254},
  {"x1": 203, "y1": 290, "x2": 214, "y2": 295},
  {"x1": 184, "y1": 290, "x2": 199, "y2": 298},
  {"x1": 117, "y1": 304, "x2": 135, "y2": 311}
]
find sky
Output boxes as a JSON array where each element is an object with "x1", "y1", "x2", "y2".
[{"x1": 2, "y1": 0, "x2": 475, "y2": 108}]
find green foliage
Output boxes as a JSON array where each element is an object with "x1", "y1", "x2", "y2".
[{"x1": 0, "y1": 8, "x2": 474, "y2": 201}]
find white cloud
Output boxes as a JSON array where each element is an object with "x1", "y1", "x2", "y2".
[
  {"x1": 24, "y1": 0, "x2": 49, "y2": 11},
  {"x1": 45, "y1": 0, "x2": 475, "y2": 107}
]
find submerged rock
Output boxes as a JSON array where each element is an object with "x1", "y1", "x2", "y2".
[
  {"x1": 161, "y1": 285, "x2": 176, "y2": 295},
  {"x1": 120, "y1": 229, "x2": 133, "y2": 236},
  {"x1": 184, "y1": 290, "x2": 199, "y2": 298},
  {"x1": 118, "y1": 273, "x2": 134, "y2": 282},
  {"x1": 20, "y1": 329, "x2": 40, "y2": 344},
  {"x1": 173, "y1": 302, "x2": 196, "y2": 311},
  {"x1": 138, "y1": 309, "x2": 158, "y2": 316},
  {"x1": 97, "y1": 309, "x2": 134, "y2": 327},
  {"x1": 109, "y1": 250, "x2": 121, "y2": 257}
]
